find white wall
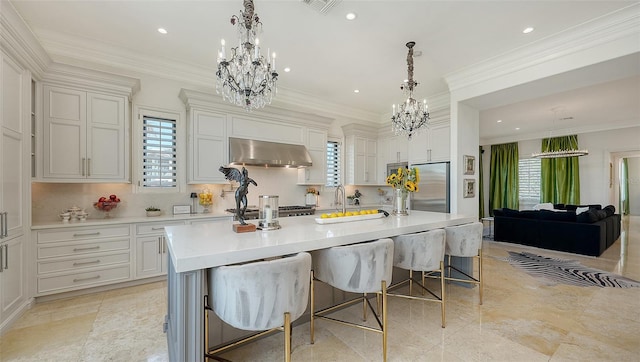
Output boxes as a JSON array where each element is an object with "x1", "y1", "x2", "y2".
[
  {"x1": 627, "y1": 157, "x2": 640, "y2": 215},
  {"x1": 480, "y1": 126, "x2": 640, "y2": 214}
]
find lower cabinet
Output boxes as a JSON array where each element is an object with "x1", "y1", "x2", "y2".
[
  {"x1": 0, "y1": 234, "x2": 25, "y2": 327},
  {"x1": 35, "y1": 225, "x2": 132, "y2": 295},
  {"x1": 134, "y1": 221, "x2": 184, "y2": 279}
]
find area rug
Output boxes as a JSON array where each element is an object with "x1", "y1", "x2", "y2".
[{"x1": 504, "y1": 251, "x2": 640, "y2": 288}]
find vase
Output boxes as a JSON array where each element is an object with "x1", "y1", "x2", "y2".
[{"x1": 393, "y1": 188, "x2": 409, "y2": 216}]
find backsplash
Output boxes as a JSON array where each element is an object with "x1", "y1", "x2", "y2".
[{"x1": 32, "y1": 167, "x2": 392, "y2": 222}]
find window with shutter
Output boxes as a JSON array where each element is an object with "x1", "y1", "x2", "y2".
[
  {"x1": 142, "y1": 116, "x2": 177, "y2": 188},
  {"x1": 326, "y1": 140, "x2": 341, "y2": 187},
  {"x1": 518, "y1": 158, "x2": 541, "y2": 210}
]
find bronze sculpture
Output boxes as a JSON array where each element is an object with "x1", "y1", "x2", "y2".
[{"x1": 219, "y1": 166, "x2": 257, "y2": 225}]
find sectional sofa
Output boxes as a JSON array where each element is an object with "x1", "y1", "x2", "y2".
[{"x1": 493, "y1": 204, "x2": 620, "y2": 257}]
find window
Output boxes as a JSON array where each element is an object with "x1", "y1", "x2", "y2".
[
  {"x1": 142, "y1": 115, "x2": 177, "y2": 188},
  {"x1": 326, "y1": 139, "x2": 341, "y2": 187},
  {"x1": 518, "y1": 158, "x2": 541, "y2": 210}
]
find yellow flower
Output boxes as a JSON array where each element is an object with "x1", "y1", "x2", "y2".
[{"x1": 414, "y1": 168, "x2": 420, "y2": 183}]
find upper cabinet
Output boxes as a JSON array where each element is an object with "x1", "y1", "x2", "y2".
[
  {"x1": 343, "y1": 124, "x2": 379, "y2": 185},
  {"x1": 297, "y1": 128, "x2": 327, "y2": 185},
  {"x1": 39, "y1": 64, "x2": 138, "y2": 182},
  {"x1": 408, "y1": 123, "x2": 450, "y2": 164},
  {"x1": 187, "y1": 110, "x2": 227, "y2": 184}
]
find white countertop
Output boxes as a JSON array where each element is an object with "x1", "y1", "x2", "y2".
[
  {"x1": 31, "y1": 211, "x2": 232, "y2": 229},
  {"x1": 164, "y1": 210, "x2": 476, "y2": 273}
]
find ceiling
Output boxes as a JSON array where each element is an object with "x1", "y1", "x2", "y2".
[{"x1": 9, "y1": 0, "x2": 640, "y2": 140}]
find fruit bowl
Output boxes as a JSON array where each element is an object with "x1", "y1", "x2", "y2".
[{"x1": 94, "y1": 201, "x2": 119, "y2": 212}]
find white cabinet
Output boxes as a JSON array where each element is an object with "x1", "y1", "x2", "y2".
[
  {"x1": 297, "y1": 129, "x2": 327, "y2": 185},
  {"x1": 134, "y1": 221, "x2": 184, "y2": 278},
  {"x1": 35, "y1": 225, "x2": 132, "y2": 295},
  {"x1": 408, "y1": 124, "x2": 450, "y2": 164},
  {"x1": 187, "y1": 109, "x2": 227, "y2": 184},
  {"x1": 42, "y1": 85, "x2": 128, "y2": 181},
  {"x1": 378, "y1": 134, "x2": 409, "y2": 182},
  {"x1": 1, "y1": 51, "x2": 27, "y2": 327},
  {"x1": 345, "y1": 135, "x2": 378, "y2": 185}
]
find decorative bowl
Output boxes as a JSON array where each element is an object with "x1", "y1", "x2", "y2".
[{"x1": 94, "y1": 201, "x2": 119, "y2": 218}]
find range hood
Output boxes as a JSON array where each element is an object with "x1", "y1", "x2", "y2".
[{"x1": 229, "y1": 137, "x2": 313, "y2": 168}]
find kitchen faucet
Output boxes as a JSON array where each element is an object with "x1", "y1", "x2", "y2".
[{"x1": 334, "y1": 184, "x2": 346, "y2": 214}]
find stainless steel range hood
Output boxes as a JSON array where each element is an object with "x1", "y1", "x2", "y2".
[{"x1": 229, "y1": 137, "x2": 313, "y2": 168}]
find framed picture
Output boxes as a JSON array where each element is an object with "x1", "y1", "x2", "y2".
[
  {"x1": 464, "y1": 155, "x2": 475, "y2": 175},
  {"x1": 463, "y1": 179, "x2": 475, "y2": 198}
]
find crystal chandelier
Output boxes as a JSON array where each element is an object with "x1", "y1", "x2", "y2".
[
  {"x1": 216, "y1": 0, "x2": 278, "y2": 111},
  {"x1": 531, "y1": 109, "x2": 589, "y2": 158},
  {"x1": 391, "y1": 41, "x2": 430, "y2": 140}
]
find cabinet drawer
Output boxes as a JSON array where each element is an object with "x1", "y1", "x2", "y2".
[
  {"x1": 136, "y1": 221, "x2": 184, "y2": 235},
  {"x1": 38, "y1": 238, "x2": 130, "y2": 259},
  {"x1": 37, "y1": 252, "x2": 130, "y2": 274},
  {"x1": 37, "y1": 225, "x2": 130, "y2": 243},
  {"x1": 37, "y1": 265, "x2": 131, "y2": 294}
]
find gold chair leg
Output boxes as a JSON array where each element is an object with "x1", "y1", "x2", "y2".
[
  {"x1": 363, "y1": 293, "x2": 367, "y2": 321},
  {"x1": 440, "y1": 260, "x2": 446, "y2": 328},
  {"x1": 409, "y1": 269, "x2": 413, "y2": 296},
  {"x1": 478, "y1": 248, "x2": 483, "y2": 305},
  {"x1": 381, "y1": 280, "x2": 387, "y2": 362},
  {"x1": 284, "y1": 312, "x2": 291, "y2": 362},
  {"x1": 310, "y1": 270, "x2": 315, "y2": 344}
]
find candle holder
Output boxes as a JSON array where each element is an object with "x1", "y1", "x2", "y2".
[{"x1": 258, "y1": 195, "x2": 281, "y2": 230}]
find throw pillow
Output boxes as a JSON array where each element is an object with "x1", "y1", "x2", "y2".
[
  {"x1": 533, "y1": 203, "x2": 554, "y2": 211},
  {"x1": 603, "y1": 205, "x2": 615, "y2": 217},
  {"x1": 576, "y1": 206, "x2": 589, "y2": 215},
  {"x1": 577, "y1": 209, "x2": 599, "y2": 223}
]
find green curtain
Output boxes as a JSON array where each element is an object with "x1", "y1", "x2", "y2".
[
  {"x1": 540, "y1": 135, "x2": 580, "y2": 204},
  {"x1": 479, "y1": 146, "x2": 485, "y2": 218},
  {"x1": 621, "y1": 158, "x2": 629, "y2": 215},
  {"x1": 489, "y1": 142, "x2": 519, "y2": 215}
]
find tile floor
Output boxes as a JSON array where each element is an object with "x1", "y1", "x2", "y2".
[{"x1": 1, "y1": 216, "x2": 639, "y2": 361}]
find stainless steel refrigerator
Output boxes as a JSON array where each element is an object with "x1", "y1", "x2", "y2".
[{"x1": 410, "y1": 162, "x2": 450, "y2": 213}]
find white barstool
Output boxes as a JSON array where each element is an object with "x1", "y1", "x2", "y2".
[
  {"x1": 205, "y1": 252, "x2": 311, "y2": 362},
  {"x1": 310, "y1": 238, "x2": 394, "y2": 362},
  {"x1": 444, "y1": 222, "x2": 484, "y2": 304},
  {"x1": 388, "y1": 229, "x2": 446, "y2": 328}
]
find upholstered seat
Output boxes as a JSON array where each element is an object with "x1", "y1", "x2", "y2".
[
  {"x1": 444, "y1": 222, "x2": 484, "y2": 304},
  {"x1": 206, "y1": 252, "x2": 311, "y2": 361},
  {"x1": 311, "y1": 238, "x2": 394, "y2": 361},
  {"x1": 388, "y1": 229, "x2": 446, "y2": 327}
]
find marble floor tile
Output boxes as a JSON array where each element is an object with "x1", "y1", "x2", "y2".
[{"x1": 2, "y1": 216, "x2": 639, "y2": 361}]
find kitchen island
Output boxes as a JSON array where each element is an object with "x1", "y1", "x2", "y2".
[{"x1": 164, "y1": 210, "x2": 476, "y2": 361}]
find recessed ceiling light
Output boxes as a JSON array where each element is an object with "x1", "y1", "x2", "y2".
[
  {"x1": 157, "y1": 28, "x2": 168, "y2": 34},
  {"x1": 515, "y1": 127, "x2": 520, "y2": 130},
  {"x1": 497, "y1": 120, "x2": 502, "y2": 123},
  {"x1": 523, "y1": 27, "x2": 534, "y2": 34},
  {"x1": 354, "y1": 89, "x2": 360, "y2": 93},
  {"x1": 284, "y1": 67, "x2": 291, "y2": 72},
  {"x1": 346, "y1": 12, "x2": 357, "y2": 20}
]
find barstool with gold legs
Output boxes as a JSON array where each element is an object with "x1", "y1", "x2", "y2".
[
  {"x1": 388, "y1": 229, "x2": 447, "y2": 328},
  {"x1": 205, "y1": 252, "x2": 311, "y2": 362},
  {"x1": 310, "y1": 238, "x2": 394, "y2": 362},
  {"x1": 444, "y1": 222, "x2": 484, "y2": 304}
]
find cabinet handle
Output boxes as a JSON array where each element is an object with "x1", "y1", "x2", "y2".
[
  {"x1": 162, "y1": 236, "x2": 166, "y2": 254},
  {"x1": 81, "y1": 157, "x2": 85, "y2": 176},
  {"x1": 87, "y1": 158, "x2": 91, "y2": 177},
  {"x1": 73, "y1": 275, "x2": 100, "y2": 283},
  {"x1": 5, "y1": 212, "x2": 8, "y2": 237},
  {"x1": 151, "y1": 227, "x2": 165, "y2": 231},
  {"x1": 73, "y1": 246, "x2": 100, "y2": 252},
  {"x1": 0, "y1": 243, "x2": 3, "y2": 272},
  {"x1": 397, "y1": 151, "x2": 400, "y2": 163},
  {"x1": 365, "y1": 171, "x2": 369, "y2": 182},
  {"x1": 1, "y1": 212, "x2": 7, "y2": 238},
  {"x1": 73, "y1": 259, "x2": 101, "y2": 267},
  {"x1": 4, "y1": 244, "x2": 8, "y2": 270},
  {"x1": 73, "y1": 232, "x2": 101, "y2": 237},
  {"x1": 158, "y1": 237, "x2": 162, "y2": 254}
]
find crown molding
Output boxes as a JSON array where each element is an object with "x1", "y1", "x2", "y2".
[
  {"x1": 480, "y1": 118, "x2": 640, "y2": 146},
  {"x1": 179, "y1": 88, "x2": 333, "y2": 129},
  {"x1": 1, "y1": 1, "x2": 51, "y2": 77},
  {"x1": 446, "y1": 3, "x2": 640, "y2": 95},
  {"x1": 42, "y1": 63, "x2": 140, "y2": 99}
]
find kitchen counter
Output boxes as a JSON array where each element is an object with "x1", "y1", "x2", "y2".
[
  {"x1": 164, "y1": 210, "x2": 475, "y2": 361},
  {"x1": 31, "y1": 211, "x2": 232, "y2": 229}
]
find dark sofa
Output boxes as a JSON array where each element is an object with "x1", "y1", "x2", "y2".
[{"x1": 493, "y1": 204, "x2": 621, "y2": 257}]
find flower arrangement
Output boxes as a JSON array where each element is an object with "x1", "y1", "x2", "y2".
[
  {"x1": 306, "y1": 187, "x2": 317, "y2": 195},
  {"x1": 386, "y1": 167, "x2": 420, "y2": 192}
]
